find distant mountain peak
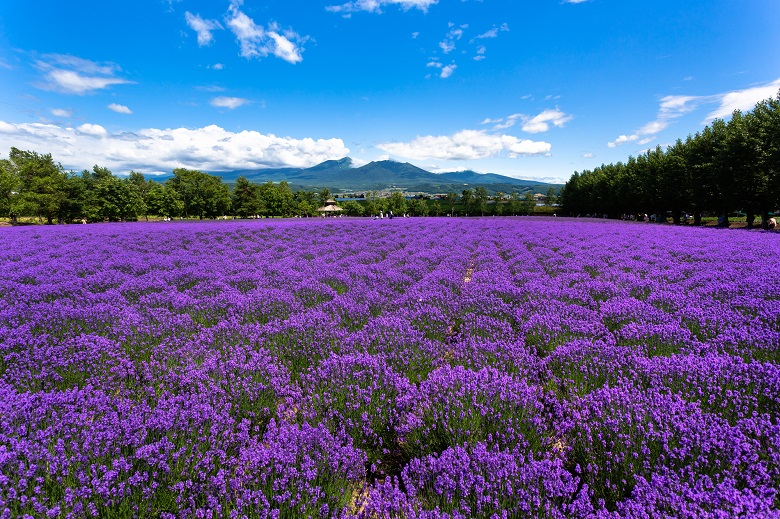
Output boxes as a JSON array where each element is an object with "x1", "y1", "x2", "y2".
[
  {"x1": 219, "y1": 157, "x2": 561, "y2": 194},
  {"x1": 308, "y1": 156, "x2": 353, "y2": 172}
]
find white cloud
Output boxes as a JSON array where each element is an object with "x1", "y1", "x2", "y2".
[
  {"x1": 439, "y1": 40, "x2": 456, "y2": 54},
  {"x1": 582, "y1": 152, "x2": 594, "y2": 158},
  {"x1": 493, "y1": 113, "x2": 522, "y2": 130},
  {"x1": 440, "y1": 63, "x2": 457, "y2": 78},
  {"x1": 411, "y1": 31, "x2": 419, "y2": 39},
  {"x1": 0, "y1": 120, "x2": 350, "y2": 173},
  {"x1": 704, "y1": 78, "x2": 780, "y2": 121},
  {"x1": 377, "y1": 129, "x2": 551, "y2": 160},
  {"x1": 34, "y1": 54, "x2": 132, "y2": 95},
  {"x1": 608, "y1": 78, "x2": 780, "y2": 148},
  {"x1": 326, "y1": 0, "x2": 438, "y2": 14},
  {"x1": 565, "y1": 0, "x2": 589, "y2": 3},
  {"x1": 185, "y1": 12, "x2": 223, "y2": 46},
  {"x1": 637, "y1": 120, "x2": 666, "y2": 135},
  {"x1": 51, "y1": 108, "x2": 72, "y2": 118},
  {"x1": 608, "y1": 134, "x2": 638, "y2": 148},
  {"x1": 476, "y1": 28, "x2": 498, "y2": 39},
  {"x1": 46, "y1": 70, "x2": 129, "y2": 94},
  {"x1": 210, "y1": 63, "x2": 225, "y2": 70},
  {"x1": 267, "y1": 27, "x2": 304, "y2": 64},
  {"x1": 197, "y1": 85, "x2": 226, "y2": 93},
  {"x1": 210, "y1": 96, "x2": 251, "y2": 109},
  {"x1": 439, "y1": 23, "x2": 467, "y2": 54},
  {"x1": 489, "y1": 109, "x2": 573, "y2": 133},
  {"x1": 225, "y1": 3, "x2": 307, "y2": 64},
  {"x1": 521, "y1": 109, "x2": 573, "y2": 133},
  {"x1": 77, "y1": 123, "x2": 108, "y2": 137},
  {"x1": 108, "y1": 103, "x2": 133, "y2": 114}
]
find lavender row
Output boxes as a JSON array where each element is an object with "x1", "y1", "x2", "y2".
[{"x1": 1, "y1": 218, "x2": 778, "y2": 518}]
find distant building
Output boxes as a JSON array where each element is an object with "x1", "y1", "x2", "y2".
[{"x1": 316, "y1": 198, "x2": 343, "y2": 215}]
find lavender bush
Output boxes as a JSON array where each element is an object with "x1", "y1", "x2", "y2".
[{"x1": 1, "y1": 218, "x2": 778, "y2": 518}]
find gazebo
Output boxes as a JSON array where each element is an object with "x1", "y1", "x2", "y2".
[{"x1": 316, "y1": 198, "x2": 343, "y2": 215}]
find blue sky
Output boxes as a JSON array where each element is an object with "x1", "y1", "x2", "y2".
[{"x1": 1, "y1": 0, "x2": 779, "y2": 183}]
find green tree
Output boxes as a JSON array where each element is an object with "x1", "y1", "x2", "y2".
[
  {"x1": 408, "y1": 198, "x2": 429, "y2": 216},
  {"x1": 521, "y1": 192, "x2": 535, "y2": 215},
  {"x1": 545, "y1": 187, "x2": 556, "y2": 206},
  {"x1": 753, "y1": 94, "x2": 780, "y2": 228},
  {"x1": 0, "y1": 158, "x2": 19, "y2": 220},
  {"x1": 341, "y1": 200, "x2": 364, "y2": 216},
  {"x1": 9, "y1": 147, "x2": 69, "y2": 224},
  {"x1": 147, "y1": 182, "x2": 183, "y2": 218},
  {"x1": 445, "y1": 192, "x2": 458, "y2": 215},
  {"x1": 232, "y1": 176, "x2": 260, "y2": 217},
  {"x1": 726, "y1": 109, "x2": 764, "y2": 228},
  {"x1": 474, "y1": 186, "x2": 488, "y2": 216},
  {"x1": 128, "y1": 171, "x2": 152, "y2": 221},
  {"x1": 461, "y1": 189, "x2": 473, "y2": 215},
  {"x1": 293, "y1": 190, "x2": 318, "y2": 217},
  {"x1": 57, "y1": 173, "x2": 87, "y2": 223},
  {"x1": 387, "y1": 192, "x2": 407, "y2": 216},
  {"x1": 509, "y1": 191, "x2": 523, "y2": 216},
  {"x1": 166, "y1": 168, "x2": 230, "y2": 219},
  {"x1": 96, "y1": 175, "x2": 142, "y2": 221},
  {"x1": 275, "y1": 181, "x2": 295, "y2": 217},
  {"x1": 318, "y1": 187, "x2": 332, "y2": 207}
]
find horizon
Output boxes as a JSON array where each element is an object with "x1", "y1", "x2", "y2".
[{"x1": 1, "y1": 0, "x2": 778, "y2": 184}]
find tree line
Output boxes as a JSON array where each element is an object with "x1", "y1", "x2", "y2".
[
  {"x1": 0, "y1": 149, "x2": 325, "y2": 223},
  {"x1": 0, "y1": 147, "x2": 552, "y2": 223},
  {"x1": 559, "y1": 91, "x2": 780, "y2": 228}
]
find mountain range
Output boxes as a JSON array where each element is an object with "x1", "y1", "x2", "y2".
[{"x1": 219, "y1": 158, "x2": 561, "y2": 195}]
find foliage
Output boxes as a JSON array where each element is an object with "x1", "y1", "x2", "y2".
[{"x1": 560, "y1": 91, "x2": 780, "y2": 227}]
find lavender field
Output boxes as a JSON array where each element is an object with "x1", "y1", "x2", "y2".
[{"x1": 1, "y1": 218, "x2": 779, "y2": 518}]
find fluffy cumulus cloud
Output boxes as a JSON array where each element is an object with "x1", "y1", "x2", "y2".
[
  {"x1": 608, "y1": 78, "x2": 780, "y2": 148},
  {"x1": 326, "y1": 0, "x2": 438, "y2": 14},
  {"x1": 34, "y1": 54, "x2": 132, "y2": 94},
  {"x1": 185, "y1": 12, "x2": 223, "y2": 46},
  {"x1": 377, "y1": 129, "x2": 551, "y2": 160},
  {"x1": 76, "y1": 123, "x2": 108, "y2": 137},
  {"x1": 185, "y1": 2, "x2": 307, "y2": 64},
  {"x1": 225, "y1": 2, "x2": 307, "y2": 63},
  {"x1": 440, "y1": 63, "x2": 457, "y2": 79},
  {"x1": 0, "y1": 121, "x2": 350, "y2": 174}
]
